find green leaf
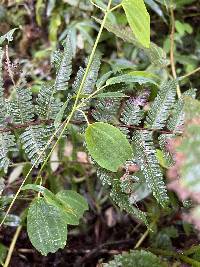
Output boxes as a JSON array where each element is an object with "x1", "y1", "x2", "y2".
[
  {"x1": 27, "y1": 198, "x2": 68, "y2": 256},
  {"x1": 93, "y1": 18, "x2": 168, "y2": 67},
  {"x1": 22, "y1": 184, "x2": 88, "y2": 225},
  {"x1": 56, "y1": 190, "x2": 88, "y2": 224},
  {"x1": 85, "y1": 122, "x2": 133, "y2": 172},
  {"x1": 122, "y1": 0, "x2": 150, "y2": 48},
  {"x1": 106, "y1": 72, "x2": 158, "y2": 86}
]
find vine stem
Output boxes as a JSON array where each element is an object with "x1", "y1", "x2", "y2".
[
  {"x1": 169, "y1": 2, "x2": 181, "y2": 98},
  {"x1": 77, "y1": 109, "x2": 90, "y2": 125},
  {"x1": 0, "y1": 0, "x2": 113, "y2": 228}
]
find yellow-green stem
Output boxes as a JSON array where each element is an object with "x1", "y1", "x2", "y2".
[{"x1": 3, "y1": 225, "x2": 22, "y2": 267}]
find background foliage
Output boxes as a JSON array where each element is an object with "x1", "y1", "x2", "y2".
[{"x1": 1, "y1": 0, "x2": 200, "y2": 266}]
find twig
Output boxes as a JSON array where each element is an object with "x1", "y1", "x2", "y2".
[
  {"x1": 169, "y1": 3, "x2": 181, "y2": 98},
  {"x1": 35, "y1": 0, "x2": 113, "y2": 181},
  {"x1": 109, "y1": 3, "x2": 122, "y2": 13},
  {"x1": 0, "y1": 118, "x2": 177, "y2": 135},
  {"x1": 77, "y1": 109, "x2": 90, "y2": 125},
  {"x1": 9, "y1": 160, "x2": 92, "y2": 167},
  {"x1": 179, "y1": 66, "x2": 200, "y2": 80}
]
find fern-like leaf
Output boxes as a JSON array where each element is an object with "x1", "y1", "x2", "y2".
[
  {"x1": 104, "y1": 250, "x2": 164, "y2": 267},
  {"x1": 54, "y1": 34, "x2": 73, "y2": 91},
  {"x1": 72, "y1": 52, "x2": 101, "y2": 94},
  {"x1": 97, "y1": 169, "x2": 148, "y2": 225},
  {"x1": 0, "y1": 48, "x2": 7, "y2": 126},
  {"x1": 167, "y1": 88, "x2": 196, "y2": 133},
  {"x1": 110, "y1": 179, "x2": 148, "y2": 225},
  {"x1": 167, "y1": 100, "x2": 184, "y2": 133},
  {"x1": 92, "y1": 98, "x2": 120, "y2": 123},
  {"x1": 0, "y1": 132, "x2": 16, "y2": 172},
  {"x1": 145, "y1": 80, "x2": 177, "y2": 129},
  {"x1": 159, "y1": 134, "x2": 175, "y2": 167},
  {"x1": 36, "y1": 83, "x2": 62, "y2": 120},
  {"x1": 120, "y1": 99, "x2": 144, "y2": 125},
  {"x1": 20, "y1": 125, "x2": 47, "y2": 166},
  {"x1": 132, "y1": 130, "x2": 169, "y2": 207},
  {"x1": 10, "y1": 85, "x2": 34, "y2": 124}
]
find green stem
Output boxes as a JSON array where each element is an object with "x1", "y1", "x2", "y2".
[
  {"x1": 179, "y1": 66, "x2": 200, "y2": 80},
  {"x1": 3, "y1": 225, "x2": 22, "y2": 267},
  {"x1": 90, "y1": 0, "x2": 106, "y2": 12},
  {"x1": 109, "y1": 3, "x2": 122, "y2": 13},
  {"x1": 77, "y1": 109, "x2": 90, "y2": 125}
]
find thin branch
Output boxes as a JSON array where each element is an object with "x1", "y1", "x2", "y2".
[
  {"x1": 0, "y1": 119, "x2": 177, "y2": 135},
  {"x1": 0, "y1": 119, "x2": 52, "y2": 133},
  {"x1": 109, "y1": 3, "x2": 122, "y2": 13},
  {"x1": 90, "y1": 0, "x2": 105, "y2": 12},
  {"x1": 179, "y1": 66, "x2": 200, "y2": 80},
  {"x1": 77, "y1": 109, "x2": 90, "y2": 125}
]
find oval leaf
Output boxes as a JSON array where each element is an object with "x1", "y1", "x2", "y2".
[
  {"x1": 56, "y1": 190, "x2": 88, "y2": 225},
  {"x1": 122, "y1": 0, "x2": 150, "y2": 48},
  {"x1": 23, "y1": 184, "x2": 88, "y2": 225},
  {"x1": 27, "y1": 198, "x2": 68, "y2": 256},
  {"x1": 85, "y1": 122, "x2": 133, "y2": 172}
]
